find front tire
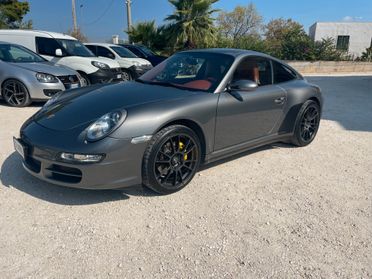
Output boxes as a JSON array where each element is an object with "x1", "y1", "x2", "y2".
[
  {"x1": 291, "y1": 100, "x2": 320, "y2": 147},
  {"x1": 122, "y1": 69, "x2": 133, "y2": 81},
  {"x1": 1, "y1": 79, "x2": 31, "y2": 107},
  {"x1": 142, "y1": 125, "x2": 201, "y2": 194}
]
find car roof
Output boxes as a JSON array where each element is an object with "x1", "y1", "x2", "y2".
[
  {"x1": 85, "y1": 42, "x2": 119, "y2": 48},
  {"x1": 0, "y1": 29, "x2": 76, "y2": 40}
]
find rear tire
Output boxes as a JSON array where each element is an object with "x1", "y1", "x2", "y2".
[
  {"x1": 291, "y1": 100, "x2": 320, "y2": 147},
  {"x1": 1, "y1": 79, "x2": 31, "y2": 107},
  {"x1": 142, "y1": 125, "x2": 201, "y2": 195}
]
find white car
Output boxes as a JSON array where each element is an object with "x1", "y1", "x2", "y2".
[
  {"x1": 0, "y1": 30, "x2": 123, "y2": 85},
  {"x1": 85, "y1": 43, "x2": 153, "y2": 81}
]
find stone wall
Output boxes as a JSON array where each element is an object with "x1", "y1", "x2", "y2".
[{"x1": 287, "y1": 61, "x2": 372, "y2": 74}]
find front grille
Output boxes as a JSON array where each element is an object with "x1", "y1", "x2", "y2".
[
  {"x1": 111, "y1": 67, "x2": 122, "y2": 73},
  {"x1": 58, "y1": 75, "x2": 80, "y2": 89},
  {"x1": 45, "y1": 164, "x2": 82, "y2": 184}
]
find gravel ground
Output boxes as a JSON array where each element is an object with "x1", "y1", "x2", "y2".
[{"x1": 0, "y1": 76, "x2": 371, "y2": 279}]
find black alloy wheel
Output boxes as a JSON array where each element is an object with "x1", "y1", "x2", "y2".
[
  {"x1": 292, "y1": 100, "x2": 320, "y2": 146},
  {"x1": 1, "y1": 79, "x2": 31, "y2": 107},
  {"x1": 142, "y1": 125, "x2": 201, "y2": 194}
]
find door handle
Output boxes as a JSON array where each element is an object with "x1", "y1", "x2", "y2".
[{"x1": 274, "y1": 97, "x2": 285, "y2": 104}]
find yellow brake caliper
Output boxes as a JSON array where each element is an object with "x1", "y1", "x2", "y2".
[{"x1": 179, "y1": 141, "x2": 188, "y2": 161}]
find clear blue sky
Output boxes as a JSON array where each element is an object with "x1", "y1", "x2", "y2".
[{"x1": 25, "y1": 0, "x2": 372, "y2": 42}]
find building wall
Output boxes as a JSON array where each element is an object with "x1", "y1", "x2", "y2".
[{"x1": 309, "y1": 22, "x2": 372, "y2": 57}]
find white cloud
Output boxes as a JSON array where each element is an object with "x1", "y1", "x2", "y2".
[{"x1": 342, "y1": 16, "x2": 363, "y2": 22}]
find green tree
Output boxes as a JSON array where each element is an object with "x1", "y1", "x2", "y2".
[
  {"x1": 312, "y1": 37, "x2": 343, "y2": 61},
  {"x1": 361, "y1": 46, "x2": 372, "y2": 62},
  {"x1": 126, "y1": 21, "x2": 172, "y2": 53},
  {"x1": 217, "y1": 3, "x2": 262, "y2": 42},
  {"x1": 165, "y1": 0, "x2": 219, "y2": 49},
  {"x1": 0, "y1": 0, "x2": 32, "y2": 29},
  {"x1": 265, "y1": 18, "x2": 312, "y2": 60},
  {"x1": 127, "y1": 21, "x2": 158, "y2": 48}
]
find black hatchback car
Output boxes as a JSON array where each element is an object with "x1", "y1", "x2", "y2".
[{"x1": 120, "y1": 44, "x2": 167, "y2": 66}]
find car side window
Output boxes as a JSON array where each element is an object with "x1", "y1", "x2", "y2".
[
  {"x1": 127, "y1": 46, "x2": 144, "y2": 58},
  {"x1": 86, "y1": 45, "x2": 97, "y2": 55},
  {"x1": 35, "y1": 37, "x2": 65, "y2": 56},
  {"x1": 97, "y1": 46, "x2": 115, "y2": 59},
  {"x1": 233, "y1": 57, "x2": 272, "y2": 86},
  {"x1": 273, "y1": 61, "x2": 297, "y2": 84}
]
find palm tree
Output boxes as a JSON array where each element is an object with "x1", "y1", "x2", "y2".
[
  {"x1": 126, "y1": 21, "x2": 158, "y2": 48},
  {"x1": 165, "y1": 0, "x2": 219, "y2": 49}
]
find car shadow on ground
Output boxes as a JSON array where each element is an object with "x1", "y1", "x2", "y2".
[
  {"x1": 0, "y1": 152, "x2": 157, "y2": 206},
  {"x1": 0, "y1": 99, "x2": 45, "y2": 107},
  {"x1": 1, "y1": 144, "x2": 293, "y2": 205}
]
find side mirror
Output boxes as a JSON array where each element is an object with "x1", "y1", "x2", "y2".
[
  {"x1": 55, "y1": 49, "x2": 63, "y2": 57},
  {"x1": 228, "y1": 79, "x2": 258, "y2": 92}
]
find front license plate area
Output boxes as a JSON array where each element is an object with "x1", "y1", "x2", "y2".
[{"x1": 13, "y1": 137, "x2": 26, "y2": 159}]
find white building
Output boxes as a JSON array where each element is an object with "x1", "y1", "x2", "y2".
[{"x1": 309, "y1": 22, "x2": 372, "y2": 57}]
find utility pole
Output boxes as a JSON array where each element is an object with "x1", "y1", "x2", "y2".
[
  {"x1": 72, "y1": 0, "x2": 78, "y2": 33},
  {"x1": 126, "y1": 0, "x2": 132, "y2": 32}
]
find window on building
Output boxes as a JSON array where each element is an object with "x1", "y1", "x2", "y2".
[{"x1": 336, "y1": 36, "x2": 350, "y2": 51}]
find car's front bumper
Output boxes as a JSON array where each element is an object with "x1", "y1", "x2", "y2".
[
  {"x1": 88, "y1": 67, "x2": 124, "y2": 84},
  {"x1": 128, "y1": 65, "x2": 153, "y2": 79},
  {"x1": 17, "y1": 121, "x2": 148, "y2": 190},
  {"x1": 27, "y1": 75, "x2": 82, "y2": 101}
]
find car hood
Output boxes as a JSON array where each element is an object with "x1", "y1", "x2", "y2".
[
  {"x1": 34, "y1": 81, "x2": 198, "y2": 131},
  {"x1": 11, "y1": 62, "x2": 77, "y2": 76},
  {"x1": 125, "y1": 57, "x2": 152, "y2": 66}
]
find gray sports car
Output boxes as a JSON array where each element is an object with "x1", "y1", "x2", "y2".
[
  {"x1": 14, "y1": 49, "x2": 322, "y2": 194},
  {"x1": 0, "y1": 42, "x2": 82, "y2": 107}
]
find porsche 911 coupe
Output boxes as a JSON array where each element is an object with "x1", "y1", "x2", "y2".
[{"x1": 14, "y1": 49, "x2": 322, "y2": 194}]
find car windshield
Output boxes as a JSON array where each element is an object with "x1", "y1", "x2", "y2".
[
  {"x1": 138, "y1": 52, "x2": 234, "y2": 92},
  {"x1": 111, "y1": 46, "x2": 137, "y2": 58},
  {"x1": 138, "y1": 45, "x2": 155, "y2": 56},
  {"x1": 0, "y1": 44, "x2": 46, "y2": 63},
  {"x1": 56, "y1": 39, "x2": 95, "y2": 57}
]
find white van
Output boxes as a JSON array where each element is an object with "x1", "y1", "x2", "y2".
[
  {"x1": 0, "y1": 30, "x2": 123, "y2": 85},
  {"x1": 85, "y1": 43, "x2": 153, "y2": 81}
]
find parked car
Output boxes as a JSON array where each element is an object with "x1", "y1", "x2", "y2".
[
  {"x1": 0, "y1": 42, "x2": 83, "y2": 107},
  {"x1": 85, "y1": 43, "x2": 152, "y2": 81},
  {"x1": 15, "y1": 49, "x2": 322, "y2": 194},
  {"x1": 0, "y1": 30, "x2": 123, "y2": 85},
  {"x1": 120, "y1": 44, "x2": 167, "y2": 66}
]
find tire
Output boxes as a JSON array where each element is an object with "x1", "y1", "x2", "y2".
[
  {"x1": 122, "y1": 69, "x2": 133, "y2": 81},
  {"x1": 1, "y1": 79, "x2": 31, "y2": 107},
  {"x1": 79, "y1": 72, "x2": 91, "y2": 86},
  {"x1": 142, "y1": 125, "x2": 201, "y2": 195},
  {"x1": 291, "y1": 100, "x2": 321, "y2": 147}
]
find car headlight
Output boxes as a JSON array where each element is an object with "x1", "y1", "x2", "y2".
[
  {"x1": 133, "y1": 61, "x2": 141, "y2": 67},
  {"x1": 36, "y1": 72, "x2": 59, "y2": 83},
  {"x1": 91, "y1": 61, "x2": 110, "y2": 70},
  {"x1": 86, "y1": 110, "x2": 127, "y2": 141}
]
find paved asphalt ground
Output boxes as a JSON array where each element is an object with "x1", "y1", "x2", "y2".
[{"x1": 0, "y1": 76, "x2": 371, "y2": 278}]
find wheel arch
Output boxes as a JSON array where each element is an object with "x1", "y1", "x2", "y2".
[{"x1": 156, "y1": 119, "x2": 207, "y2": 163}]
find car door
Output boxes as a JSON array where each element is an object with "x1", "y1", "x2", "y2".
[
  {"x1": 96, "y1": 46, "x2": 115, "y2": 60},
  {"x1": 214, "y1": 56, "x2": 287, "y2": 150}
]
